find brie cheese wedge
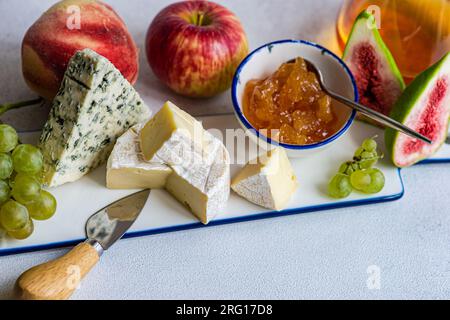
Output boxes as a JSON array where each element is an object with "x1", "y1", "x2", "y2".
[
  {"x1": 166, "y1": 140, "x2": 230, "y2": 224},
  {"x1": 231, "y1": 148, "x2": 298, "y2": 210},
  {"x1": 139, "y1": 101, "x2": 230, "y2": 224},
  {"x1": 107, "y1": 124, "x2": 172, "y2": 190},
  {"x1": 140, "y1": 101, "x2": 216, "y2": 164}
]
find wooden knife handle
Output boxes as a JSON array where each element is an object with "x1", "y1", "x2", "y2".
[{"x1": 16, "y1": 242, "x2": 100, "y2": 300}]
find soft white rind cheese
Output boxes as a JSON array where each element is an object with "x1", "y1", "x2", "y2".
[
  {"x1": 40, "y1": 49, "x2": 151, "y2": 187},
  {"x1": 139, "y1": 101, "x2": 230, "y2": 224},
  {"x1": 231, "y1": 148, "x2": 298, "y2": 210},
  {"x1": 165, "y1": 136, "x2": 230, "y2": 224},
  {"x1": 107, "y1": 124, "x2": 172, "y2": 190}
]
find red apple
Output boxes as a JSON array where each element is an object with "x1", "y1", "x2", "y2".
[
  {"x1": 22, "y1": 0, "x2": 139, "y2": 100},
  {"x1": 146, "y1": 0, "x2": 248, "y2": 98}
]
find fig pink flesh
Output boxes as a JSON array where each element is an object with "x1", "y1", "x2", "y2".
[
  {"x1": 403, "y1": 77, "x2": 448, "y2": 155},
  {"x1": 351, "y1": 43, "x2": 387, "y2": 114}
]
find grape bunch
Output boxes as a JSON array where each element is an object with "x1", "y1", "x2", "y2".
[
  {"x1": 0, "y1": 124, "x2": 56, "y2": 240},
  {"x1": 328, "y1": 137, "x2": 385, "y2": 199}
]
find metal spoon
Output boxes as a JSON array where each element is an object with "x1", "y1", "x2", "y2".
[{"x1": 288, "y1": 58, "x2": 432, "y2": 145}]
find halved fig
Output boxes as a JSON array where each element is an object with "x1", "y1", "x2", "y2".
[
  {"x1": 343, "y1": 11, "x2": 405, "y2": 124},
  {"x1": 386, "y1": 53, "x2": 450, "y2": 167}
]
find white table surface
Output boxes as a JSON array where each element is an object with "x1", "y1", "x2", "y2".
[{"x1": 0, "y1": 0, "x2": 449, "y2": 300}]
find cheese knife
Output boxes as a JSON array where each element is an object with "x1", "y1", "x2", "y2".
[{"x1": 15, "y1": 189, "x2": 151, "y2": 300}]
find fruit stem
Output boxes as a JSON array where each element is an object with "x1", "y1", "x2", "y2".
[
  {"x1": 191, "y1": 11, "x2": 208, "y2": 26},
  {"x1": 0, "y1": 97, "x2": 44, "y2": 116},
  {"x1": 197, "y1": 12, "x2": 205, "y2": 26}
]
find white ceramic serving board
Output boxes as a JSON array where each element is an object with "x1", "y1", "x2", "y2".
[{"x1": 0, "y1": 114, "x2": 409, "y2": 255}]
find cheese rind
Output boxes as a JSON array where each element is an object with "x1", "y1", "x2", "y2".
[
  {"x1": 106, "y1": 124, "x2": 172, "y2": 190},
  {"x1": 40, "y1": 49, "x2": 151, "y2": 187},
  {"x1": 231, "y1": 148, "x2": 298, "y2": 210},
  {"x1": 166, "y1": 139, "x2": 230, "y2": 224}
]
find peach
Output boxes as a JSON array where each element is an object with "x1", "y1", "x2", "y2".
[{"x1": 22, "y1": 0, "x2": 139, "y2": 100}]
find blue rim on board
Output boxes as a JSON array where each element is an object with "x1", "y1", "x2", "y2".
[{"x1": 231, "y1": 39, "x2": 359, "y2": 150}]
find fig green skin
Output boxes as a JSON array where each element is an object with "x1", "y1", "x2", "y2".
[
  {"x1": 385, "y1": 53, "x2": 450, "y2": 167},
  {"x1": 343, "y1": 11, "x2": 405, "y2": 127},
  {"x1": 343, "y1": 11, "x2": 405, "y2": 91}
]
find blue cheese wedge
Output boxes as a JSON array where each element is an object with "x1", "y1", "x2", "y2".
[
  {"x1": 231, "y1": 148, "x2": 298, "y2": 210},
  {"x1": 40, "y1": 49, "x2": 151, "y2": 187}
]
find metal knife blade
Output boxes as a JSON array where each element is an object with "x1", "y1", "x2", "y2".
[{"x1": 85, "y1": 189, "x2": 150, "y2": 251}]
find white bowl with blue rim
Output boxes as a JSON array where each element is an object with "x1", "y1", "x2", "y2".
[{"x1": 231, "y1": 39, "x2": 358, "y2": 158}]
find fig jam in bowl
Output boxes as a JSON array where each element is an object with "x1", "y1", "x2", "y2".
[{"x1": 231, "y1": 39, "x2": 358, "y2": 158}]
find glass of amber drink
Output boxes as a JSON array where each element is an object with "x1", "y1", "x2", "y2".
[{"x1": 337, "y1": 0, "x2": 450, "y2": 82}]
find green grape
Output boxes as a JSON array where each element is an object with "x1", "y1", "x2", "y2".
[
  {"x1": 9, "y1": 171, "x2": 41, "y2": 187},
  {"x1": 350, "y1": 162, "x2": 360, "y2": 172},
  {"x1": 11, "y1": 174, "x2": 41, "y2": 204},
  {"x1": 354, "y1": 147, "x2": 365, "y2": 159},
  {"x1": 0, "y1": 153, "x2": 13, "y2": 179},
  {"x1": 360, "y1": 157, "x2": 378, "y2": 169},
  {"x1": 0, "y1": 180, "x2": 11, "y2": 204},
  {"x1": 12, "y1": 144, "x2": 43, "y2": 174},
  {"x1": 350, "y1": 170, "x2": 372, "y2": 192},
  {"x1": 330, "y1": 138, "x2": 384, "y2": 199},
  {"x1": 362, "y1": 138, "x2": 377, "y2": 152},
  {"x1": 360, "y1": 151, "x2": 376, "y2": 166},
  {"x1": 0, "y1": 124, "x2": 19, "y2": 153},
  {"x1": 32, "y1": 172, "x2": 43, "y2": 184},
  {"x1": 328, "y1": 173, "x2": 353, "y2": 199},
  {"x1": 361, "y1": 151, "x2": 377, "y2": 159},
  {"x1": 339, "y1": 161, "x2": 361, "y2": 175},
  {"x1": 7, "y1": 218, "x2": 34, "y2": 240},
  {"x1": 360, "y1": 150, "x2": 380, "y2": 169},
  {"x1": 364, "y1": 168, "x2": 385, "y2": 194},
  {"x1": 338, "y1": 162, "x2": 350, "y2": 174},
  {"x1": 0, "y1": 200, "x2": 29, "y2": 231},
  {"x1": 26, "y1": 190, "x2": 57, "y2": 221},
  {"x1": 351, "y1": 169, "x2": 385, "y2": 194}
]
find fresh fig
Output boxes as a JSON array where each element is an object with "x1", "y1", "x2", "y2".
[
  {"x1": 386, "y1": 53, "x2": 450, "y2": 168},
  {"x1": 343, "y1": 11, "x2": 405, "y2": 124}
]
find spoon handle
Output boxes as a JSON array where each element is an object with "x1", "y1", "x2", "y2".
[{"x1": 326, "y1": 90, "x2": 432, "y2": 144}]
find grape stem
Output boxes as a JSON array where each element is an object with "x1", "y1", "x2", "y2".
[{"x1": 0, "y1": 97, "x2": 44, "y2": 116}]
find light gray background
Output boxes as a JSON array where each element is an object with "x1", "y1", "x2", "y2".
[{"x1": 0, "y1": 0, "x2": 449, "y2": 300}]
